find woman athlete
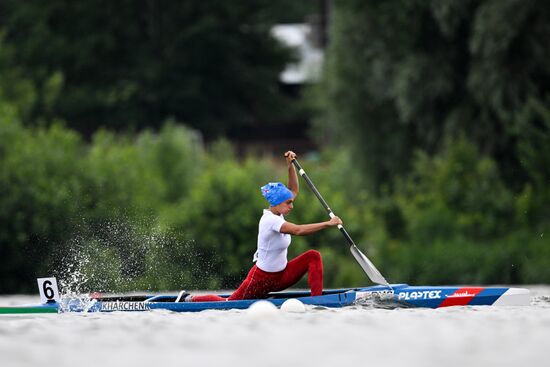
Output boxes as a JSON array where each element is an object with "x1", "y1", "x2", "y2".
[{"x1": 182, "y1": 151, "x2": 342, "y2": 302}]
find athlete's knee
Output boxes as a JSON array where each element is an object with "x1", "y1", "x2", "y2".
[{"x1": 305, "y1": 249, "x2": 322, "y2": 262}]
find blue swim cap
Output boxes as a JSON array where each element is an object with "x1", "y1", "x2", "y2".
[{"x1": 261, "y1": 182, "x2": 293, "y2": 206}]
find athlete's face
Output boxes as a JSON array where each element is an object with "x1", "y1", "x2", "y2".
[{"x1": 274, "y1": 198, "x2": 294, "y2": 215}]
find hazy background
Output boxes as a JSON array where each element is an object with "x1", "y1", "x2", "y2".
[{"x1": 1, "y1": 0, "x2": 549, "y2": 294}]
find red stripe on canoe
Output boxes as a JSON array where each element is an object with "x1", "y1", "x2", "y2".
[{"x1": 438, "y1": 287, "x2": 485, "y2": 307}]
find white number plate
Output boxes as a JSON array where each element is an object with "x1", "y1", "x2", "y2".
[{"x1": 37, "y1": 277, "x2": 60, "y2": 303}]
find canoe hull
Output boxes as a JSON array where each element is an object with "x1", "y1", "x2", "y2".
[{"x1": 0, "y1": 284, "x2": 530, "y2": 314}]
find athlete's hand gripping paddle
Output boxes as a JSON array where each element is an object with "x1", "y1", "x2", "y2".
[{"x1": 291, "y1": 158, "x2": 390, "y2": 287}]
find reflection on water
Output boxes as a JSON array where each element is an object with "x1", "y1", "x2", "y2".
[{"x1": 354, "y1": 292, "x2": 415, "y2": 310}]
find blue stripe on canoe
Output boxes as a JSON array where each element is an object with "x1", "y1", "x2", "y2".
[{"x1": 467, "y1": 288, "x2": 506, "y2": 306}]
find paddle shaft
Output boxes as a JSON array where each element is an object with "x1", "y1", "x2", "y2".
[{"x1": 291, "y1": 159, "x2": 356, "y2": 247}]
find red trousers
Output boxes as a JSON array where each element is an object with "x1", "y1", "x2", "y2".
[{"x1": 191, "y1": 250, "x2": 323, "y2": 302}]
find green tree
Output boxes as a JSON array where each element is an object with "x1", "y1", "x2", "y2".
[
  {"x1": 314, "y1": 0, "x2": 550, "y2": 191},
  {"x1": 395, "y1": 136, "x2": 515, "y2": 244},
  {"x1": 0, "y1": 119, "x2": 85, "y2": 293},
  {"x1": 514, "y1": 97, "x2": 550, "y2": 228},
  {"x1": 0, "y1": 0, "x2": 307, "y2": 138}
]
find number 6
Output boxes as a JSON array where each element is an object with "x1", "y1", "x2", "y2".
[
  {"x1": 37, "y1": 277, "x2": 60, "y2": 303},
  {"x1": 43, "y1": 280, "x2": 55, "y2": 299}
]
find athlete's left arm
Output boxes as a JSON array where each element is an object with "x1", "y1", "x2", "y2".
[
  {"x1": 280, "y1": 216, "x2": 342, "y2": 236},
  {"x1": 285, "y1": 151, "x2": 299, "y2": 198}
]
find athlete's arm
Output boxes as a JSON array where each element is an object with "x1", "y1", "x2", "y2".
[
  {"x1": 285, "y1": 151, "x2": 299, "y2": 197},
  {"x1": 280, "y1": 216, "x2": 342, "y2": 236}
]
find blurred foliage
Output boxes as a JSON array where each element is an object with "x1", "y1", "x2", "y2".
[
  {"x1": 0, "y1": 118, "x2": 85, "y2": 292},
  {"x1": 1, "y1": 1, "x2": 550, "y2": 294},
  {"x1": 383, "y1": 136, "x2": 546, "y2": 285},
  {"x1": 0, "y1": 117, "x2": 549, "y2": 293},
  {"x1": 395, "y1": 136, "x2": 515, "y2": 243},
  {"x1": 0, "y1": 0, "x2": 313, "y2": 138},
  {"x1": 313, "y1": 0, "x2": 550, "y2": 191}
]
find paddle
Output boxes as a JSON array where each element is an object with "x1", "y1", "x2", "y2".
[{"x1": 291, "y1": 158, "x2": 390, "y2": 287}]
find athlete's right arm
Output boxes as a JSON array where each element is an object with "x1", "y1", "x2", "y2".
[{"x1": 280, "y1": 216, "x2": 342, "y2": 236}]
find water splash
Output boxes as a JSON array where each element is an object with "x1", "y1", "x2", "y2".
[
  {"x1": 54, "y1": 216, "x2": 201, "y2": 301},
  {"x1": 55, "y1": 242, "x2": 97, "y2": 312}
]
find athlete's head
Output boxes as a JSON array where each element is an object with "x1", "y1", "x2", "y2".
[{"x1": 261, "y1": 182, "x2": 293, "y2": 207}]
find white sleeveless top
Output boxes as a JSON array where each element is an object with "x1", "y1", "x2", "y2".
[{"x1": 253, "y1": 209, "x2": 291, "y2": 272}]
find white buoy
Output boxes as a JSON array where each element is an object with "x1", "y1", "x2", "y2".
[
  {"x1": 280, "y1": 298, "x2": 305, "y2": 313},
  {"x1": 247, "y1": 300, "x2": 278, "y2": 318}
]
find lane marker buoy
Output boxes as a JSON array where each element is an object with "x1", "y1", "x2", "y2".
[
  {"x1": 281, "y1": 298, "x2": 305, "y2": 313},
  {"x1": 247, "y1": 300, "x2": 278, "y2": 317}
]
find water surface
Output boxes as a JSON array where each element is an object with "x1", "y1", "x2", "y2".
[{"x1": 1, "y1": 286, "x2": 548, "y2": 367}]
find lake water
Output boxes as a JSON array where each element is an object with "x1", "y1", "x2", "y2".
[{"x1": 1, "y1": 286, "x2": 549, "y2": 367}]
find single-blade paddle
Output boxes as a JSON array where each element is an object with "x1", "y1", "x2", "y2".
[{"x1": 291, "y1": 158, "x2": 390, "y2": 287}]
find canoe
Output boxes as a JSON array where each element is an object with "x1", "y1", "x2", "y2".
[{"x1": 0, "y1": 284, "x2": 530, "y2": 314}]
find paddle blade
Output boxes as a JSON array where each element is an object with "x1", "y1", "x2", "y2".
[{"x1": 350, "y1": 245, "x2": 390, "y2": 287}]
